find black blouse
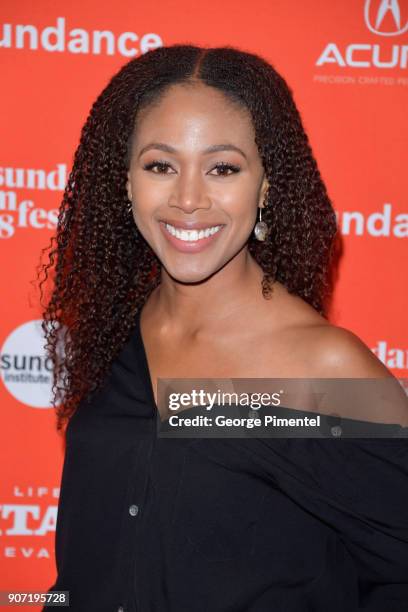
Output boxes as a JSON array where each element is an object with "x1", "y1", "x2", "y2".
[{"x1": 44, "y1": 309, "x2": 408, "y2": 611}]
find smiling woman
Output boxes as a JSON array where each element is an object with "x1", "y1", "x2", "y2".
[
  {"x1": 125, "y1": 81, "x2": 270, "y2": 273},
  {"x1": 37, "y1": 44, "x2": 408, "y2": 612}
]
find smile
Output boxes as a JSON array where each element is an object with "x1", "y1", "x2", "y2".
[{"x1": 164, "y1": 223, "x2": 223, "y2": 242}]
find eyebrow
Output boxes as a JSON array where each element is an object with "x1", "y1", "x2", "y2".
[{"x1": 137, "y1": 142, "x2": 247, "y2": 160}]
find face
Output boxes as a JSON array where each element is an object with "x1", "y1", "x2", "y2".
[{"x1": 126, "y1": 82, "x2": 269, "y2": 284}]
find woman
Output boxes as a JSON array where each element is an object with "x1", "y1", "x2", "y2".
[{"x1": 39, "y1": 45, "x2": 408, "y2": 611}]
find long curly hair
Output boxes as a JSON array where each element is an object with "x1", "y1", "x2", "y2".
[{"x1": 36, "y1": 44, "x2": 338, "y2": 432}]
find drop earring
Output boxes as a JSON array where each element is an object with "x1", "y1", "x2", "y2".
[{"x1": 254, "y1": 204, "x2": 268, "y2": 241}]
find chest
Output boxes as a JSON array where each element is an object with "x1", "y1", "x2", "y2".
[{"x1": 141, "y1": 331, "x2": 314, "y2": 407}]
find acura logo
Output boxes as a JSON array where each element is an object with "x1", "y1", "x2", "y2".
[{"x1": 364, "y1": 0, "x2": 408, "y2": 36}]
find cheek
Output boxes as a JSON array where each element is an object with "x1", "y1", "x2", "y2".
[
  {"x1": 221, "y1": 191, "x2": 258, "y2": 227},
  {"x1": 130, "y1": 172, "x2": 259, "y2": 228},
  {"x1": 131, "y1": 175, "x2": 164, "y2": 204},
  {"x1": 130, "y1": 178, "x2": 165, "y2": 227},
  {"x1": 132, "y1": 205, "x2": 156, "y2": 239}
]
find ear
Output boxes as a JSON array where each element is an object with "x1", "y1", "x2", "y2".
[
  {"x1": 258, "y1": 175, "x2": 270, "y2": 208},
  {"x1": 126, "y1": 172, "x2": 132, "y2": 201}
]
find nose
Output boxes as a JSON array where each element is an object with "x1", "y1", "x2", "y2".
[{"x1": 168, "y1": 171, "x2": 211, "y2": 214}]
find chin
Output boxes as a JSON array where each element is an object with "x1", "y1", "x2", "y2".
[{"x1": 162, "y1": 264, "x2": 220, "y2": 285}]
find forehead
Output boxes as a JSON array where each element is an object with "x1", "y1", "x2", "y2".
[{"x1": 133, "y1": 82, "x2": 255, "y2": 144}]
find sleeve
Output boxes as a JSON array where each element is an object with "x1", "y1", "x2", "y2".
[{"x1": 248, "y1": 437, "x2": 408, "y2": 610}]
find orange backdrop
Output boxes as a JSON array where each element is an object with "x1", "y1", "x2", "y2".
[{"x1": 1, "y1": 0, "x2": 407, "y2": 607}]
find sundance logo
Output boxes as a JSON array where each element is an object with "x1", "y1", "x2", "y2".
[
  {"x1": 316, "y1": 0, "x2": 408, "y2": 69},
  {"x1": 0, "y1": 163, "x2": 67, "y2": 190},
  {"x1": 0, "y1": 16, "x2": 163, "y2": 57},
  {"x1": 0, "y1": 163, "x2": 65, "y2": 239},
  {"x1": 0, "y1": 320, "x2": 64, "y2": 409},
  {"x1": 372, "y1": 340, "x2": 408, "y2": 370},
  {"x1": 336, "y1": 203, "x2": 408, "y2": 237}
]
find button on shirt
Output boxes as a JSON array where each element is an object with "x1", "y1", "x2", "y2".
[
  {"x1": 128, "y1": 504, "x2": 139, "y2": 517},
  {"x1": 43, "y1": 309, "x2": 408, "y2": 611}
]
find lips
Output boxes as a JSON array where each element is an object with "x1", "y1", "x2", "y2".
[
  {"x1": 159, "y1": 219, "x2": 225, "y2": 230},
  {"x1": 158, "y1": 220, "x2": 225, "y2": 253}
]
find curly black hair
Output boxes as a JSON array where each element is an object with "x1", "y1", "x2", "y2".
[{"x1": 35, "y1": 44, "x2": 338, "y2": 432}]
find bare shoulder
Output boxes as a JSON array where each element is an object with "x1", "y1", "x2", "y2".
[
  {"x1": 266, "y1": 285, "x2": 408, "y2": 425},
  {"x1": 311, "y1": 323, "x2": 392, "y2": 378},
  {"x1": 271, "y1": 283, "x2": 391, "y2": 378},
  {"x1": 309, "y1": 324, "x2": 408, "y2": 426}
]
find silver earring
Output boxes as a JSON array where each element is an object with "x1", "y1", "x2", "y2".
[
  {"x1": 127, "y1": 200, "x2": 132, "y2": 212},
  {"x1": 254, "y1": 205, "x2": 268, "y2": 241}
]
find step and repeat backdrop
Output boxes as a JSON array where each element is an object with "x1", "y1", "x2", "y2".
[{"x1": 1, "y1": 0, "x2": 407, "y2": 605}]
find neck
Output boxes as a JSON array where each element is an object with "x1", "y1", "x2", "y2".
[{"x1": 147, "y1": 249, "x2": 270, "y2": 332}]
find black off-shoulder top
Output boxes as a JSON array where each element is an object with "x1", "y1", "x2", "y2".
[{"x1": 43, "y1": 309, "x2": 408, "y2": 611}]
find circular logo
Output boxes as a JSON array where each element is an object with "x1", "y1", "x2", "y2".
[
  {"x1": 365, "y1": 0, "x2": 408, "y2": 36},
  {"x1": 0, "y1": 320, "x2": 65, "y2": 409}
]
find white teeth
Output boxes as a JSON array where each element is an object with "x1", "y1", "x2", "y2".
[{"x1": 164, "y1": 223, "x2": 222, "y2": 242}]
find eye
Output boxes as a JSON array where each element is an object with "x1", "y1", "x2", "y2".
[
  {"x1": 143, "y1": 160, "x2": 174, "y2": 174},
  {"x1": 210, "y1": 163, "x2": 241, "y2": 176},
  {"x1": 142, "y1": 160, "x2": 241, "y2": 176}
]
